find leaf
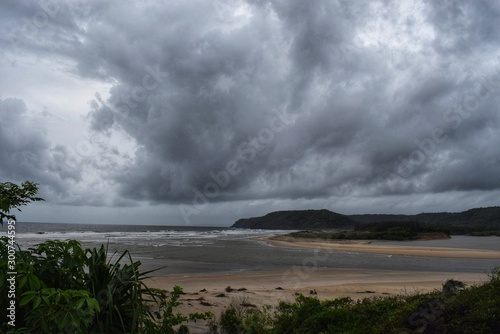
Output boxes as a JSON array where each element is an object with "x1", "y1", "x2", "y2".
[
  {"x1": 29, "y1": 275, "x2": 41, "y2": 290},
  {"x1": 19, "y1": 275, "x2": 28, "y2": 288},
  {"x1": 75, "y1": 298, "x2": 85, "y2": 310},
  {"x1": 42, "y1": 294, "x2": 50, "y2": 306},
  {"x1": 87, "y1": 297, "x2": 101, "y2": 313},
  {"x1": 59, "y1": 313, "x2": 69, "y2": 331},
  {"x1": 55, "y1": 291, "x2": 62, "y2": 304},
  {"x1": 0, "y1": 181, "x2": 44, "y2": 217},
  {"x1": 20, "y1": 294, "x2": 35, "y2": 307},
  {"x1": 33, "y1": 296, "x2": 42, "y2": 309}
]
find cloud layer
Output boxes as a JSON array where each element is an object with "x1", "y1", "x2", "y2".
[{"x1": 1, "y1": 0, "x2": 499, "y2": 223}]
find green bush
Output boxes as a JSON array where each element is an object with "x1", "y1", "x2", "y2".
[
  {"x1": 209, "y1": 301, "x2": 273, "y2": 334},
  {"x1": 218, "y1": 307, "x2": 244, "y2": 334},
  {"x1": 19, "y1": 288, "x2": 99, "y2": 333},
  {"x1": 0, "y1": 181, "x2": 44, "y2": 225},
  {"x1": 1, "y1": 181, "x2": 213, "y2": 333},
  {"x1": 0, "y1": 238, "x2": 212, "y2": 333},
  {"x1": 207, "y1": 268, "x2": 500, "y2": 334}
]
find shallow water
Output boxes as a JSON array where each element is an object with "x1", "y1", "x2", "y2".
[
  {"x1": 373, "y1": 235, "x2": 500, "y2": 251},
  {"x1": 3, "y1": 222, "x2": 499, "y2": 276}
]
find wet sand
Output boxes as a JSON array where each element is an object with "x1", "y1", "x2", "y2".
[
  {"x1": 143, "y1": 236, "x2": 498, "y2": 333},
  {"x1": 264, "y1": 236, "x2": 500, "y2": 259}
]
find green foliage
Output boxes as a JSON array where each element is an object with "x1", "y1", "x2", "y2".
[
  {"x1": 0, "y1": 238, "x2": 213, "y2": 333},
  {"x1": 413, "y1": 269, "x2": 500, "y2": 333},
  {"x1": 209, "y1": 301, "x2": 273, "y2": 334},
  {"x1": 217, "y1": 307, "x2": 244, "y2": 334},
  {"x1": 3, "y1": 239, "x2": 498, "y2": 333},
  {"x1": 351, "y1": 206, "x2": 500, "y2": 234},
  {"x1": 83, "y1": 243, "x2": 161, "y2": 333},
  {"x1": 233, "y1": 209, "x2": 354, "y2": 230},
  {"x1": 30, "y1": 239, "x2": 88, "y2": 290},
  {"x1": 20, "y1": 288, "x2": 99, "y2": 333},
  {"x1": 207, "y1": 268, "x2": 500, "y2": 334},
  {"x1": 286, "y1": 220, "x2": 453, "y2": 241},
  {"x1": 0, "y1": 181, "x2": 213, "y2": 333},
  {"x1": 142, "y1": 285, "x2": 213, "y2": 334},
  {"x1": 0, "y1": 181, "x2": 44, "y2": 225},
  {"x1": 354, "y1": 221, "x2": 451, "y2": 240},
  {"x1": 235, "y1": 206, "x2": 500, "y2": 233}
]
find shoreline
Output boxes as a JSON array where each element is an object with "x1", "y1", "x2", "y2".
[
  {"x1": 263, "y1": 235, "x2": 500, "y2": 259},
  {"x1": 146, "y1": 268, "x2": 488, "y2": 301},
  {"x1": 146, "y1": 268, "x2": 488, "y2": 333},
  {"x1": 143, "y1": 235, "x2": 497, "y2": 332}
]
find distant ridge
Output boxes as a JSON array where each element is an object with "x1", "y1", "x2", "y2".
[
  {"x1": 232, "y1": 206, "x2": 500, "y2": 232},
  {"x1": 349, "y1": 206, "x2": 500, "y2": 233},
  {"x1": 231, "y1": 209, "x2": 354, "y2": 230}
]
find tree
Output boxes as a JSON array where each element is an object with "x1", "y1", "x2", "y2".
[{"x1": 0, "y1": 181, "x2": 44, "y2": 225}]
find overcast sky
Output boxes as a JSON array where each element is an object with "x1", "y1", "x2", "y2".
[{"x1": 1, "y1": 0, "x2": 499, "y2": 226}]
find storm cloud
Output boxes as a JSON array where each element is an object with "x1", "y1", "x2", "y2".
[{"x1": 1, "y1": 0, "x2": 499, "y2": 224}]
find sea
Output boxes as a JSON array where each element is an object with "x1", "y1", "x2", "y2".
[{"x1": 2, "y1": 222, "x2": 499, "y2": 276}]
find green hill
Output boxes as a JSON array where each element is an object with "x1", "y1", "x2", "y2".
[
  {"x1": 232, "y1": 207, "x2": 500, "y2": 233},
  {"x1": 349, "y1": 206, "x2": 500, "y2": 234},
  {"x1": 231, "y1": 209, "x2": 354, "y2": 230}
]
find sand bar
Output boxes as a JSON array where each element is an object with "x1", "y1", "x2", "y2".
[
  {"x1": 146, "y1": 268, "x2": 487, "y2": 302},
  {"x1": 142, "y1": 235, "x2": 498, "y2": 332},
  {"x1": 146, "y1": 268, "x2": 488, "y2": 333},
  {"x1": 264, "y1": 236, "x2": 500, "y2": 259}
]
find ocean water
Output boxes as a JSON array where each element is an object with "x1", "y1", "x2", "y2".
[
  {"x1": 2, "y1": 222, "x2": 499, "y2": 276},
  {"x1": 7, "y1": 222, "x2": 274, "y2": 249}
]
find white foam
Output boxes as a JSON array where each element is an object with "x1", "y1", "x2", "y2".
[{"x1": 5, "y1": 227, "x2": 290, "y2": 249}]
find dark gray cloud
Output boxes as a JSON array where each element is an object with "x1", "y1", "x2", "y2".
[
  {"x1": 1, "y1": 0, "x2": 499, "y2": 223},
  {"x1": 0, "y1": 96, "x2": 129, "y2": 206},
  {"x1": 0, "y1": 98, "x2": 72, "y2": 196},
  {"x1": 425, "y1": 0, "x2": 500, "y2": 56}
]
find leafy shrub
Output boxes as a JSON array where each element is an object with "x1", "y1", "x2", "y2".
[
  {"x1": 20, "y1": 288, "x2": 99, "y2": 333},
  {"x1": 209, "y1": 300, "x2": 273, "y2": 334},
  {"x1": 218, "y1": 307, "x2": 244, "y2": 334},
  {"x1": 0, "y1": 181, "x2": 44, "y2": 225},
  {"x1": 429, "y1": 269, "x2": 500, "y2": 333},
  {"x1": 0, "y1": 238, "x2": 212, "y2": 333},
  {"x1": 273, "y1": 295, "x2": 359, "y2": 334},
  {"x1": 207, "y1": 268, "x2": 500, "y2": 334},
  {"x1": 143, "y1": 285, "x2": 212, "y2": 334}
]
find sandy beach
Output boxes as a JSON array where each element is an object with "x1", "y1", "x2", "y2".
[
  {"x1": 146, "y1": 268, "x2": 487, "y2": 311},
  {"x1": 265, "y1": 235, "x2": 500, "y2": 259},
  {"x1": 145, "y1": 237, "x2": 497, "y2": 333},
  {"x1": 146, "y1": 268, "x2": 487, "y2": 333}
]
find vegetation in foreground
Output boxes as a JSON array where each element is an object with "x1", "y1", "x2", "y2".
[
  {"x1": 0, "y1": 181, "x2": 44, "y2": 226},
  {"x1": 2, "y1": 238, "x2": 499, "y2": 334},
  {"x1": 2, "y1": 181, "x2": 499, "y2": 333},
  {"x1": 1, "y1": 181, "x2": 210, "y2": 333},
  {"x1": 209, "y1": 269, "x2": 500, "y2": 334},
  {"x1": 0, "y1": 238, "x2": 212, "y2": 333}
]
